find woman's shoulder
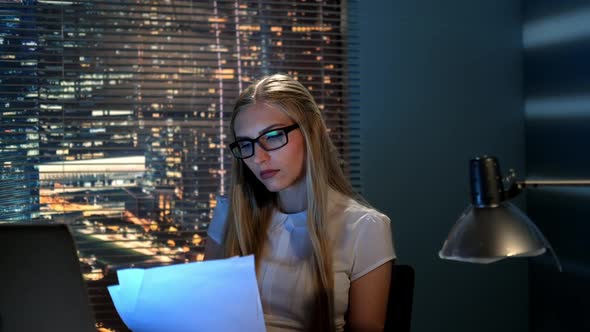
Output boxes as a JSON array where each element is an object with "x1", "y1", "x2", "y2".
[
  {"x1": 328, "y1": 189, "x2": 391, "y2": 227},
  {"x1": 327, "y1": 190, "x2": 395, "y2": 265}
]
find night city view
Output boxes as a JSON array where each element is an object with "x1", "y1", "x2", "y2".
[{"x1": 1, "y1": 0, "x2": 355, "y2": 329}]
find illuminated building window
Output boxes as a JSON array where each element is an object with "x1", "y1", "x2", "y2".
[{"x1": 0, "y1": 1, "x2": 358, "y2": 330}]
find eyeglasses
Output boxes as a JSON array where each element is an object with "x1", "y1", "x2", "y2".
[{"x1": 229, "y1": 124, "x2": 300, "y2": 159}]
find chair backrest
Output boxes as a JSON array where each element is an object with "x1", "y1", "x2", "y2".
[
  {"x1": 0, "y1": 223, "x2": 96, "y2": 332},
  {"x1": 384, "y1": 264, "x2": 415, "y2": 332}
]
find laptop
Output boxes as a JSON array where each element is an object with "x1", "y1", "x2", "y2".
[{"x1": 0, "y1": 223, "x2": 96, "y2": 332}]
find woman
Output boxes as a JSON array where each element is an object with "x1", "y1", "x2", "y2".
[{"x1": 205, "y1": 74, "x2": 395, "y2": 332}]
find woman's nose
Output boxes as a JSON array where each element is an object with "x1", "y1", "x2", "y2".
[{"x1": 253, "y1": 143, "x2": 270, "y2": 164}]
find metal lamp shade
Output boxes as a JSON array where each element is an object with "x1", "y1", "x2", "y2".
[
  {"x1": 439, "y1": 201, "x2": 551, "y2": 264},
  {"x1": 440, "y1": 155, "x2": 562, "y2": 270}
]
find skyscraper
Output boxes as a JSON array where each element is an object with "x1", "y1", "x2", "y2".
[
  {"x1": 1, "y1": 0, "x2": 352, "y2": 252},
  {"x1": 1, "y1": 1, "x2": 354, "y2": 330},
  {"x1": 0, "y1": 1, "x2": 40, "y2": 221}
]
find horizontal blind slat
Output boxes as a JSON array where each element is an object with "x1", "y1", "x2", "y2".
[{"x1": 1, "y1": 1, "x2": 359, "y2": 330}]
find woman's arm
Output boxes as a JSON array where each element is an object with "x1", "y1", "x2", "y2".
[
  {"x1": 346, "y1": 261, "x2": 392, "y2": 332},
  {"x1": 204, "y1": 195, "x2": 229, "y2": 260},
  {"x1": 204, "y1": 237, "x2": 225, "y2": 260}
]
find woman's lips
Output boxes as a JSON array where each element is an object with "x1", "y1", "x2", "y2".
[{"x1": 260, "y1": 169, "x2": 279, "y2": 180}]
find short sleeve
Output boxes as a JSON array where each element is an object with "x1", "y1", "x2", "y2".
[
  {"x1": 206, "y1": 195, "x2": 229, "y2": 245},
  {"x1": 350, "y1": 212, "x2": 396, "y2": 281}
]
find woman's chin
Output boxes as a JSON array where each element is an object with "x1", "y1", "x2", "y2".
[
  {"x1": 263, "y1": 182, "x2": 283, "y2": 193},
  {"x1": 261, "y1": 178, "x2": 288, "y2": 193}
]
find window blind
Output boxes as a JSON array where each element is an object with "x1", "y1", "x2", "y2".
[{"x1": 0, "y1": 0, "x2": 359, "y2": 330}]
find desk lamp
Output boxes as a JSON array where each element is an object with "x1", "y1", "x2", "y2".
[{"x1": 439, "y1": 155, "x2": 590, "y2": 272}]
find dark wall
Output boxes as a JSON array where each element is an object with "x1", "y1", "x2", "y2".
[
  {"x1": 359, "y1": 1, "x2": 527, "y2": 332},
  {"x1": 523, "y1": 1, "x2": 590, "y2": 330}
]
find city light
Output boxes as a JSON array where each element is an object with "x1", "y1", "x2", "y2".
[{"x1": 0, "y1": 1, "x2": 352, "y2": 329}]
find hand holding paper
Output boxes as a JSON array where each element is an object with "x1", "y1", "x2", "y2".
[{"x1": 108, "y1": 255, "x2": 266, "y2": 332}]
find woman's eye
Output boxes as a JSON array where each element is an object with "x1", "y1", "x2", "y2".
[
  {"x1": 264, "y1": 131, "x2": 283, "y2": 141},
  {"x1": 238, "y1": 141, "x2": 252, "y2": 149}
]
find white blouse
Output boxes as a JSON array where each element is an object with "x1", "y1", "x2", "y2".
[{"x1": 208, "y1": 190, "x2": 396, "y2": 332}]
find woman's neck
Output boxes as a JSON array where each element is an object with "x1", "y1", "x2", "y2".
[{"x1": 278, "y1": 176, "x2": 307, "y2": 213}]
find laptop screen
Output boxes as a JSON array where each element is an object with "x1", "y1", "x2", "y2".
[{"x1": 0, "y1": 224, "x2": 96, "y2": 332}]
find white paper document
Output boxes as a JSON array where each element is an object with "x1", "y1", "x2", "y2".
[{"x1": 108, "y1": 255, "x2": 266, "y2": 332}]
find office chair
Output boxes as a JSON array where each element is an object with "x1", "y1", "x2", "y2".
[{"x1": 384, "y1": 264, "x2": 415, "y2": 332}]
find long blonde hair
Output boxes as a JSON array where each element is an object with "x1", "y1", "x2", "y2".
[{"x1": 224, "y1": 74, "x2": 358, "y2": 331}]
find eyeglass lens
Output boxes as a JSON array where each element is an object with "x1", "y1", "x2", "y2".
[{"x1": 233, "y1": 129, "x2": 288, "y2": 158}]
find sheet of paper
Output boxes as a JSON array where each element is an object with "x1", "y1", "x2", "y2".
[
  {"x1": 108, "y1": 255, "x2": 265, "y2": 332},
  {"x1": 110, "y1": 268, "x2": 144, "y2": 329}
]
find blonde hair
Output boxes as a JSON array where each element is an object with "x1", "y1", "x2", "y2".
[{"x1": 224, "y1": 74, "x2": 358, "y2": 331}]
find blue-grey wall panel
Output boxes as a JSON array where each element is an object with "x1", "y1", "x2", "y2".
[
  {"x1": 360, "y1": 1, "x2": 526, "y2": 332},
  {"x1": 524, "y1": 0, "x2": 590, "y2": 330}
]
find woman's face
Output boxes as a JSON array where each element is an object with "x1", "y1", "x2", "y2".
[{"x1": 233, "y1": 102, "x2": 306, "y2": 192}]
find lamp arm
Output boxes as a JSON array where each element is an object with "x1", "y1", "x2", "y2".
[
  {"x1": 522, "y1": 179, "x2": 590, "y2": 187},
  {"x1": 503, "y1": 181, "x2": 525, "y2": 200},
  {"x1": 504, "y1": 179, "x2": 590, "y2": 201}
]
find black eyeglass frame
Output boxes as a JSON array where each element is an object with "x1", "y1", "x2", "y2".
[{"x1": 229, "y1": 123, "x2": 300, "y2": 159}]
